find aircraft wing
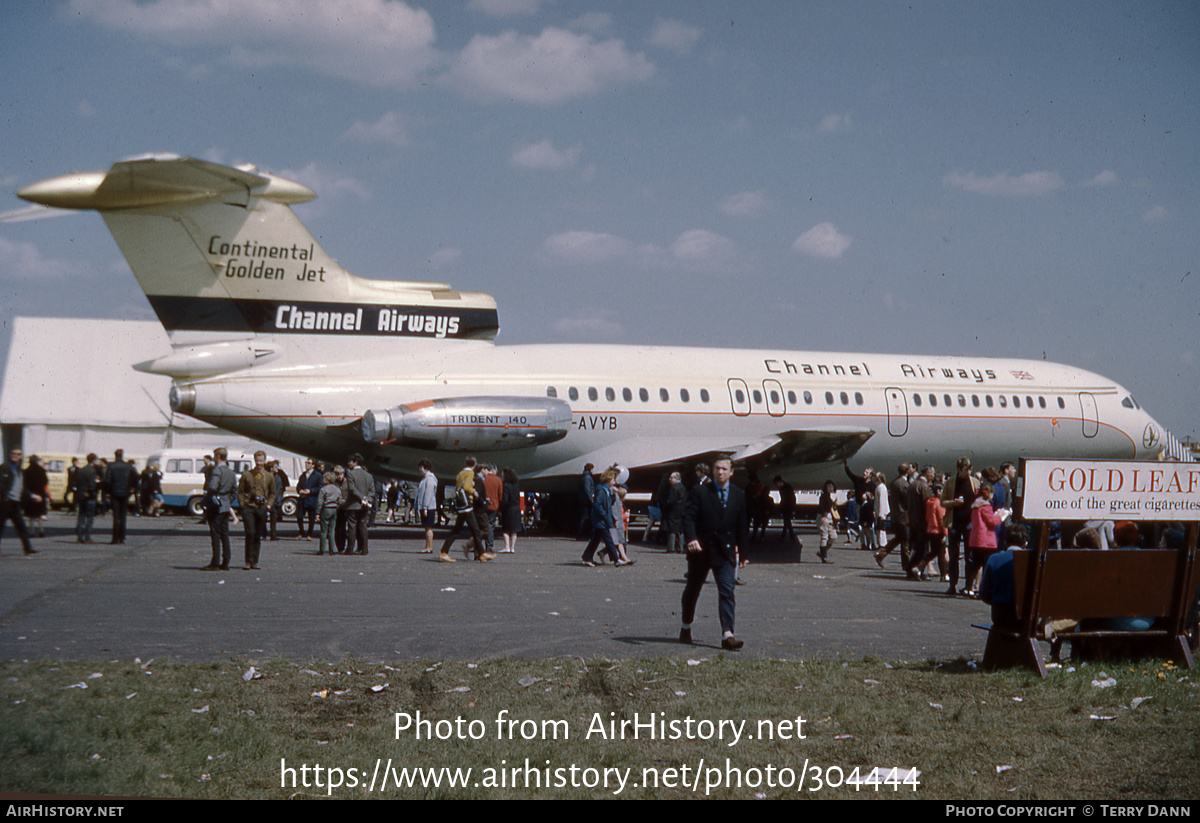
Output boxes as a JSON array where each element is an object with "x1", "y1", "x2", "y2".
[
  {"x1": 729, "y1": 427, "x2": 875, "y2": 466},
  {"x1": 539, "y1": 427, "x2": 874, "y2": 478}
]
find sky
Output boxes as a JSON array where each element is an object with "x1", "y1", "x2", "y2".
[{"x1": 1, "y1": 0, "x2": 1197, "y2": 442}]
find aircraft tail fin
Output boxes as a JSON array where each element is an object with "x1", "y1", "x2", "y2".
[{"x1": 18, "y1": 155, "x2": 498, "y2": 345}]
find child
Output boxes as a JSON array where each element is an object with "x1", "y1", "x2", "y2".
[
  {"x1": 858, "y1": 491, "x2": 876, "y2": 552},
  {"x1": 923, "y1": 483, "x2": 948, "y2": 582},
  {"x1": 316, "y1": 471, "x2": 340, "y2": 556}
]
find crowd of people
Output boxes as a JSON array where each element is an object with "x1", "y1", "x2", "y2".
[
  {"x1": 8, "y1": 444, "x2": 1189, "y2": 655},
  {"x1": 0, "y1": 447, "x2": 168, "y2": 555},
  {"x1": 868, "y1": 457, "x2": 1018, "y2": 597},
  {"x1": 202, "y1": 449, "x2": 416, "y2": 570}
]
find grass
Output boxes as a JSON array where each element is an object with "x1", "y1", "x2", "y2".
[{"x1": 2, "y1": 655, "x2": 1197, "y2": 799}]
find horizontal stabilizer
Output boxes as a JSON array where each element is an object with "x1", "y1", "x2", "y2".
[{"x1": 17, "y1": 155, "x2": 314, "y2": 211}]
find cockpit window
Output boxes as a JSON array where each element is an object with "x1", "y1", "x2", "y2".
[{"x1": 1122, "y1": 396, "x2": 1134, "y2": 409}]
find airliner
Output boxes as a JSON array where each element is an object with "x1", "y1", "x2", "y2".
[{"x1": 15, "y1": 155, "x2": 1193, "y2": 492}]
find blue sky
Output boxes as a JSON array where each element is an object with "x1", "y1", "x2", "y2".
[{"x1": 2, "y1": 0, "x2": 1197, "y2": 442}]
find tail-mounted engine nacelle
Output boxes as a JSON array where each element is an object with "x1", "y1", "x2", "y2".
[{"x1": 360, "y1": 396, "x2": 573, "y2": 452}]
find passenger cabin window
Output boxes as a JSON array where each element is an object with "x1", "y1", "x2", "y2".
[
  {"x1": 639, "y1": 388, "x2": 649, "y2": 402},
  {"x1": 700, "y1": 389, "x2": 710, "y2": 402},
  {"x1": 788, "y1": 391, "x2": 797, "y2": 404},
  {"x1": 913, "y1": 394, "x2": 922, "y2": 407},
  {"x1": 622, "y1": 388, "x2": 633, "y2": 402},
  {"x1": 958, "y1": 394, "x2": 966, "y2": 407},
  {"x1": 972, "y1": 395, "x2": 980, "y2": 407},
  {"x1": 804, "y1": 391, "x2": 813, "y2": 404},
  {"x1": 826, "y1": 392, "x2": 835, "y2": 405},
  {"x1": 840, "y1": 392, "x2": 849, "y2": 405},
  {"x1": 985, "y1": 396, "x2": 994, "y2": 408},
  {"x1": 928, "y1": 394, "x2": 937, "y2": 407},
  {"x1": 1038, "y1": 397, "x2": 1046, "y2": 408},
  {"x1": 569, "y1": 387, "x2": 579, "y2": 401},
  {"x1": 855, "y1": 392, "x2": 864, "y2": 405},
  {"x1": 660, "y1": 388, "x2": 669, "y2": 402},
  {"x1": 681, "y1": 388, "x2": 690, "y2": 402},
  {"x1": 546, "y1": 387, "x2": 557, "y2": 398},
  {"x1": 735, "y1": 389, "x2": 745, "y2": 403},
  {"x1": 606, "y1": 387, "x2": 615, "y2": 402},
  {"x1": 753, "y1": 390, "x2": 763, "y2": 403},
  {"x1": 1057, "y1": 397, "x2": 1065, "y2": 409},
  {"x1": 588, "y1": 387, "x2": 598, "y2": 401}
]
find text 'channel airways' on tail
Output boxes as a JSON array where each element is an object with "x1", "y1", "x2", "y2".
[{"x1": 15, "y1": 154, "x2": 1192, "y2": 490}]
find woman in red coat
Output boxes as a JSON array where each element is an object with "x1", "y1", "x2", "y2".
[{"x1": 963, "y1": 482, "x2": 1004, "y2": 597}]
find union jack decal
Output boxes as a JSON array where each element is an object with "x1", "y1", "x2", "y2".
[{"x1": 1010, "y1": 370, "x2": 1034, "y2": 380}]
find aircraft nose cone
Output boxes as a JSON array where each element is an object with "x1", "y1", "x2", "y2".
[{"x1": 1142, "y1": 422, "x2": 1161, "y2": 452}]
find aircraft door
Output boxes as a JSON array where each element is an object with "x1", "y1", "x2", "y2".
[
  {"x1": 727, "y1": 378, "x2": 751, "y2": 417},
  {"x1": 762, "y1": 379, "x2": 786, "y2": 417},
  {"x1": 885, "y1": 388, "x2": 908, "y2": 436},
  {"x1": 1078, "y1": 392, "x2": 1099, "y2": 438}
]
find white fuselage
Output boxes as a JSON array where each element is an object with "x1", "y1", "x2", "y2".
[{"x1": 172, "y1": 335, "x2": 1175, "y2": 490}]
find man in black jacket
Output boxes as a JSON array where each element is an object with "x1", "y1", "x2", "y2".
[
  {"x1": 74, "y1": 453, "x2": 101, "y2": 544},
  {"x1": 680, "y1": 457, "x2": 748, "y2": 650},
  {"x1": 105, "y1": 449, "x2": 138, "y2": 545},
  {"x1": 0, "y1": 448, "x2": 37, "y2": 555}
]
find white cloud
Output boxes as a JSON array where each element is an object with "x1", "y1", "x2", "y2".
[
  {"x1": 426, "y1": 248, "x2": 462, "y2": 269},
  {"x1": 278, "y1": 162, "x2": 371, "y2": 202},
  {"x1": 0, "y1": 236, "x2": 85, "y2": 280},
  {"x1": 542, "y1": 231, "x2": 632, "y2": 264},
  {"x1": 1142, "y1": 205, "x2": 1169, "y2": 222},
  {"x1": 943, "y1": 170, "x2": 1064, "y2": 198},
  {"x1": 648, "y1": 18, "x2": 702, "y2": 54},
  {"x1": 553, "y1": 310, "x2": 624, "y2": 340},
  {"x1": 719, "y1": 190, "x2": 770, "y2": 218},
  {"x1": 818, "y1": 113, "x2": 851, "y2": 133},
  {"x1": 1084, "y1": 170, "x2": 1118, "y2": 187},
  {"x1": 445, "y1": 27, "x2": 654, "y2": 104},
  {"x1": 510, "y1": 140, "x2": 582, "y2": 171},
  {"x1": 68, "y1": 0, "x2": 439, "y2": 89},
  {"x1": 792, "y1": 222, "x2": 852, "y2": 259},
  {"x1": 543, "y1": 228, "x2": 743, "y2": 271},
  {"x1": 343, "y1": 112, "x2": 411, "y2": 147},
  {"x1": 670, "y1": 229, "x2": 736, "y2": 263}
]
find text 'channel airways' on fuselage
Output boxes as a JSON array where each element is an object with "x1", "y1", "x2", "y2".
[{"x1": 15, "y1": 154, "x2": 1193, "y2": 490}]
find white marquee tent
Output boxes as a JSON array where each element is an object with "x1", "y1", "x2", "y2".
[{"x1": 0, "y1": 317, "x2": 257, "y2": 460}]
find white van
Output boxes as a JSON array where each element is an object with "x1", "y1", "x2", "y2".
[{"x1": 148, "y1": 448, "x2": 304, "y2": 516}]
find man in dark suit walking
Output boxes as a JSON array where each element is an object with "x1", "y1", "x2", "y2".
[{"x1": 680, "y1": 457, "x2": 748, "y2": 650}]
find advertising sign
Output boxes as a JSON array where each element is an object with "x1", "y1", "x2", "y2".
[{"x1": 1018, "y1": 459, "x2": 1200, "y2": 522}]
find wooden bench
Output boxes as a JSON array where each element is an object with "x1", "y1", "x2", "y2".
[{"x1": 976, "y1": 528, "x2": 1199, "y2": 677}]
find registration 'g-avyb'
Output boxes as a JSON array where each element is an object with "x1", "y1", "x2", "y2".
[{"x1": 18, "y1": 156, "x2": 1193, "y2": 489}]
